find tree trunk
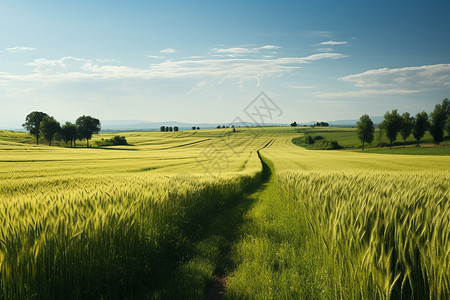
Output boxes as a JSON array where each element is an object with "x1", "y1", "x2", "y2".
[
  {"x1": 362, "y1": 142, "x2": 365, "y2": 151},
  {"x1": 87, "y1": 139, "x2": 89, "y2": 148},
  {"x1": 36, "y1": 135, "x2": 39, "y2": 145}
]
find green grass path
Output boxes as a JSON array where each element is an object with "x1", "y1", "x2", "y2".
[
  {"x1": 222, "y1": 151, "x2": 330, "y2": 299},
  {"x1": 201, "y1": 149, "x2": 274, "y2": 299},
  {"x1": 202, "y1": 147, "x2": 273, "y2": 299},
  {"x1": 146, "y1": 147, "x2": 272, "y2": 299}
]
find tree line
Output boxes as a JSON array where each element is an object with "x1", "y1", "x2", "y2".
[
  {"x1": 357, "y1": 98, "x2": 450, "y2": 150},
  {"x1": 160, "y1": 126, "x2": 179, "y2": 132},
  {"x1": 22, "y1": 111, "x2": 101, "y2": 147},
  {"x1": 290, "y1": 121, "x2": 329, "y2": 127},
  {"x1": 159, "y1": 126, "x2": 201, "y2": 132}
]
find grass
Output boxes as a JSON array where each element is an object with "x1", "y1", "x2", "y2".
[
  {"x1": 362, "y1": 145, "x2": 450, "y2": 155},
  {"x1": 226, "y1": 138, "x2": 450, "y2": 299},
  {"x1": 292, "y1": 126, "x2": 450, "y2": 155},
  {"x1": 226, "y1": 154, "x2": 330, "y2": 299},
  {"x1": 1, "y1": 126, "x2": 449, "y2": 298}
]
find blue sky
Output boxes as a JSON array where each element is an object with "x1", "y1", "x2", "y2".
[{"x1": 1, "y1": 0, "x2": 449, "y2": 128}]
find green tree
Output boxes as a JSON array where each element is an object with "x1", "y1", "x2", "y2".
[
  {"x1": 174, "y1": 126, "x2": 179, "y2": 132},
  {"x1": 447, "y1": 116, "x2": 450, "y2": 138},
  {"x1": 160, "y1": 126, "x2": 166, "y2": 132},
  {"x1": 412, "y1": 111, "x2": 429, "y2": 146},
  {"x1": 60, "y1": 122, "x2": 78, "y2": 147},
  {"x1": 429, "y1": 99, "x2": 449, "y2": 145},
  {"x1": 400, "y1": 112, "x2": 414, "y2": 144},
  {"x1": 356, "y1": 114, "x2": 374, "y2": 150},
  {"x1": 22, "y1": 111, "x2": 49, "y2": 145},
  {"x1": 39, "y1": 116, "x2": 61, "y2": 146},
  {"x1": 112, "y1": 136, "x2": 127, "y2": 145},
  {"x1": 376, "y1": 122, "x2": 384, "y2": 147},
  {"x1": 442, "y1": 98, "x2": 450, "y2": 138},
  {"x1": 76, "y1": 115, "x2": 101, "y2": 148},
  {"x1": 381, "y1": 109, "x2": 402, "y2": 149}
]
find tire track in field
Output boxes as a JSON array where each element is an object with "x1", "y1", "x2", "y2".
[
  {"x1": 154, "y1": 138, "x2": 211, "y2": 150},
  {"x1": 205, "y1": 140, "x2": 273, "y2": 300}
]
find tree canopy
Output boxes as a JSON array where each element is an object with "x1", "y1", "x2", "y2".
[
  {"x1": 429, "y1": 99, "x2": 449, "y2": 145},
  {"x1": 76, "y1": 115, "x2": 101, "y2": 147},
  {"x1": 400, "y1": 112, "x2": 414, "y2": 144},
  {"x1": 60, "y1": 122, "x2": 79, "y2": 147},
  {"x1": 22, "y1": 111, "x2": 49, "y2": 145},
  {"x1": 412, "y1": 111, "x2": 429, "y2": 146},
  {"x1": 39, "y1": 116, "x2": 61, "y2": 146},
  {"x1": 381, "y1": 109, "x2": 402, "y2": 149},
  {"x1": 356, "y1": 114, "x2": 374, "y2": 150}
]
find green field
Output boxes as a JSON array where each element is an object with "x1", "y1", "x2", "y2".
[
  {"x1": 1, "y1": 127, "x2": 449, "y2": 299},
  {"x1": 292, "y1": 126, "x2": 450, "y2": 155}
]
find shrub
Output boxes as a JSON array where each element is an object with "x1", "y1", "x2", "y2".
[
  {"x1": 113, "y1": 136, "x2": 128, "y2": 145},
  {"x1": 293, "y1": 135, "x2": 342, "y2": 150},
  {"x1": 95, "y1": 136, "x2": 128, "y2": 146},
  {"x1": 313, "y1": 139, "x2": 342, "y2": 150},
  {"x1": 304, "y1": 135, "x2": 314, "y2": 144},
  {"x1": 313, "y1": 135, "x2": 324, "y2": 141}
]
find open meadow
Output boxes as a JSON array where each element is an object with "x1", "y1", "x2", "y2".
[{"x1": 0, "y1": 127, "x2": 449, "y2": 299}]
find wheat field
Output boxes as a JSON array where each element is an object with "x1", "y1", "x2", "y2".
[{"x1": 1, "y1": 127, "x2": 449, "y2": 299}]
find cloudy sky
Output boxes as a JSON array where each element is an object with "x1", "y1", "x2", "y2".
[{"x1": 1, "y1": 0, "x2": 449, "y2": 128}]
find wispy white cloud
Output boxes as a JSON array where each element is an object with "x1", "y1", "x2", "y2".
[
  {"x1": 212, "y1": 47, "x2": 253, "y2": 55},
  {"x1": 341, "y1": 64, "x2": 450, "y2": 88},
  {"x1": 160, "y1": 48, "x2": 176, "y2": 53},
  {"x1": 187, "y1": 80, "x2": 208, "y2": 95},
  {"x1": 316, "y1": 88, "x2": 420, "y2": 98},
  {"x1": 211, "y1": 45, "x2": 281, "y2": 57},
  {"x1": 315, "y1": 64, "x2": 450, "y2": 98},
  {"x1": 0, "y1": 53, "x2": 347, "y2": 84},
  {"x1": 188, "y1": 56, "x2": 204, "y2": 59},
  {"x1": 319, "y1": 40, "x2": 348, "y2": 45},
  {"x1": 147, "y1": 55, "x2": 164, "y2": 59},
  {"x1": 256, "y1": 45, "x2": 281, "y2": 50},
  {"x1": 5, "y1": 46, "x2": 37, "y2": 53}
]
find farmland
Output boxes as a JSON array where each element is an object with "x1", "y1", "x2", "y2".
[{"x1": 1, "y1": 127, "x2": 449, "y2": 299}]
